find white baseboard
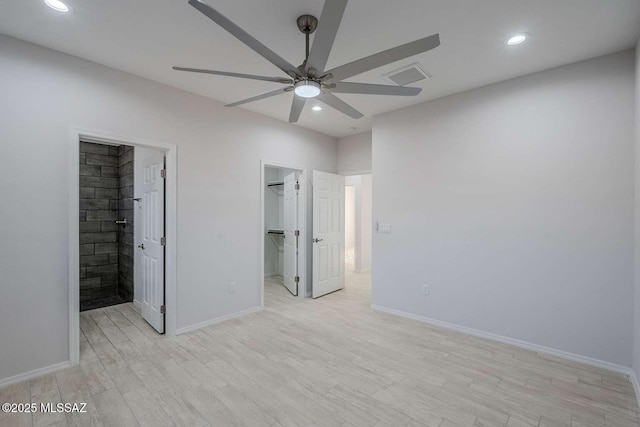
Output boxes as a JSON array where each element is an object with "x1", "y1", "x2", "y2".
[
  {"x1": 355, "y1": 268, "x2": 371, "y2": 273},
  {"x1": 176, "y1": 306, "x2": 263, "y2": 335},
  {"x1": 629, "y1": 369, "x2": 640, "y2": 409},
  {"x1": 264, "y1": 272, "x2": 280, "y2": 278},
  {"x1": 0, "y1": 361, "x2": 71, "y2": 389},
  {"x1": 133, "y1": 299, "x2": 142, "y2": 310},
  {"x1": 371, "y1": 305, "x2": 633, "y2": 377}
]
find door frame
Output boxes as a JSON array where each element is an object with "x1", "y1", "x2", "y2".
[
  {"x1": 344, "y1": 182, "x2": 358, "y2": 272},
  {"x1": 68, "y1": 127, "x2": 178, "y2": 366},
  {"x1": 260, "y1": 160, "x2": 307, "y2": 306}
]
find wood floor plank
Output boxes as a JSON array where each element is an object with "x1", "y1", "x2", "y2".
[{"x1": 1, "y1": 271, "x2": 639, "y2": 426}]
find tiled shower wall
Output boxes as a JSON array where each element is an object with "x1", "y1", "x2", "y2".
[
  {"x1": 118, "y1": 145, "x2": 134, "y2": 301},
  {"x1": 79, "y1": 142, "x2": 120, "y2": 301},
  {"x1": 79, "y1": 141, "x2": 134, "y2": 305}
]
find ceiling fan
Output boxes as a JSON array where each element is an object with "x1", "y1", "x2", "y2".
[{"x1": 173, "y1": 0, "x2": 440, "y2": 123}]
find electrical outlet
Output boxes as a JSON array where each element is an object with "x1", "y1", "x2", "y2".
[
  {"x1": 421, "y1": 284, "x2": 429, "y2": 295},
  {"x1": 229, "y1": 282, "x2": 237, "y2": 294},
  {"x1": 378, "y1": 223, "x2": 391, "y2": 233}
]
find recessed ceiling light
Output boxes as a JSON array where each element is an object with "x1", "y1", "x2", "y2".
[
  {"x1": 312, "y1": 105, "x2": 322, "y2": 112},
  {"x1": 44, "y1": 0, "x2": 70, "y2": 12},
  {"x1": 507, "y1": 34, "x2": 528, "y2": 46}
]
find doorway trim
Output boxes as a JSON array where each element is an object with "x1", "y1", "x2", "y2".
[
  {"x1": 345, "y1": 181, "x2": 358, "y2": 272},
  {"x1": 260, "y1": 160, "x2": 307, "y2": 307},
  {"x1": 339, "y1": 168, "x2": 372, "y2": 176},
  {"x1": 68, "y1": 127, "x2": 178, "y2": 366}
]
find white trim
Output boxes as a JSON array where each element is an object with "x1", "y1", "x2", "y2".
[
  {"x1": 260, "y1": 160, "x2": 308, "y2": 306},
  {"x1": 176, "y1": 306, "x2": 263, "y2": 335},
  {"x1": 133, "y1": 299, "x2": 143, "y2": 310},
  {"x1": 371, "y1": 305, "x2": 634, "y2": 376},
  {"x1": 264, "y1": 272, "x2": 280, "y2": 278},
  {"x1": 340, "y1": 169, "x2": 372, "y2": 176},
  {"x1": 68, "y1": 128, "x2": 80, "y2": 366},
  {"x1": 69, "y1": 127, "x2": 178, "y2": 368},
  {"x1": 0, "y1": 361, "x2": 71, "y2": 389},
  {"x1": 630, "y1": 370, "x2": 640, "y2": 409}
]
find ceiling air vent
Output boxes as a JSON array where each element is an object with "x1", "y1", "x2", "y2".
[{"x1": 383, "y1": 62, "x2": 431, "y2": 86}]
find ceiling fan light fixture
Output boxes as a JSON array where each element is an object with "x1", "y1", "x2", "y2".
[
  {"x1": 44, "y1": 0, "x2": 70, "y2": 12},
  {"x1": 294, "y1": 80, "x2": 321, "y2": 98}
]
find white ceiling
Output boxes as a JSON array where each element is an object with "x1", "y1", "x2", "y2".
[{"x1": 1, "y1": 0, "x2": 639, "y2": 137}]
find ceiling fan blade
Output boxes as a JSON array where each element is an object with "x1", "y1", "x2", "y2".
[
  {"x1": 173, "y1": 67, "x2": 293, "y2": 84},
  {"x1": 188, "y1": 0, "x2": 298, "y2": 76},
  {"x1": 306, "y1": 0, "x2": 348, "y2": 74},
  {"x1": 225, "y1": 87, "x2": 289, "y2": 107},
  {"x1": 289, "y1": 96, "x2": 306, "y2": 123},
  {"x1": 332, "y1": 82, "x2": 421, "y2": 96},
  {"x1": 325, "y1": 33, "x2": 440, "y2": 81},
  {"x1": 317, "y1": 93, "x2": 363, "y2": 119}
]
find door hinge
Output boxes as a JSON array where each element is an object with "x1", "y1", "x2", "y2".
[
  {"x1": 160, "y1": 305, "x2": 166, "y2": 314},
  {"x1": 160, "y1": 237, "x2": 166, "y2": 246},
  {"x1": 160, "y1": 169, "x2": 166, "y2": 178},
  {"x1": 295, "y1": 181, "x2": 300, "y2": 191},
  {"x1": 294, "y1": 276, "x2": 300, "y2": 283},
  {"x1": 294, "y1": 230, "x2": 300, "y2": 237}
]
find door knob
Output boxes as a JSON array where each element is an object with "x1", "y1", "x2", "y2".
[
  {"x1": 313, "y1": 238, "x2": 323, "y2": 243},
  {"x1": 138, "y1": 244, "x2": 145, "y2": 250}
]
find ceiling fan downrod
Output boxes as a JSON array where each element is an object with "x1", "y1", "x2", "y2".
[{"x1": 296, "y1": 15, "x2": 318, "y2": 63}]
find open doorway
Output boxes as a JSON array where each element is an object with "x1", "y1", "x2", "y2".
[
  {"x1": 262, "y1": 162, "x2": 307, "y2": 305},
  {"x1": 345, "y1": 174, "x2": 372, "y2": 273},
  {"x1": 77, "y1": 140, "x2": 167, "y2": 354},
  {"x1": 70, "y1": 128, "x2": 177, "y2": 366}
]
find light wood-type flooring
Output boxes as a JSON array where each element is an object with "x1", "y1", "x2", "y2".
[{"x1": 1, "y1": 271, "x2": 639, "y2": 426}]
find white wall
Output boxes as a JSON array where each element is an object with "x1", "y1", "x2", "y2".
[
  {"x1": 0, "y1": 35, "x2": 337, "y2": 382},
  {"x1": 633, "y1": 40, "x2": 640, "y2": 380},
  {"x1": 338, "y1": 131, "x2": 372, "y2": 174},
  {"x1": 373, "y1": 50, "x2": 635, "y2": 366},
  {"x1": 345, "y1": 186, "x2": 357, "y2": 249},
  {"x1": 359, "y1": 174, "x2": 372, "y2": 273}
]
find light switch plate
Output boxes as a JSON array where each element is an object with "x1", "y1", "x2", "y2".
[{"x1": 378, "y1": 223, "x2": 391, "y2": 233}]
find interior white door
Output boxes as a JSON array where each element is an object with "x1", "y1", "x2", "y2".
[
  {"x1": 283, "y1": 172, "x2": 298, "y2": 296},
  {"x1": 137, "y1": 149, "x2": 165, "y2": 333},
  {"x1": 312, "y1": 171, "x2": 345, "y2": 298}
]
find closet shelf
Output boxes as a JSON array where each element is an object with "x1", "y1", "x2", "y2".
[
  {"x1": 267, "y1": 229, "x2": 284, "y2": 235},
  {"x1": 267, "y1": 181, "x2": 284, "y2": 187}
]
